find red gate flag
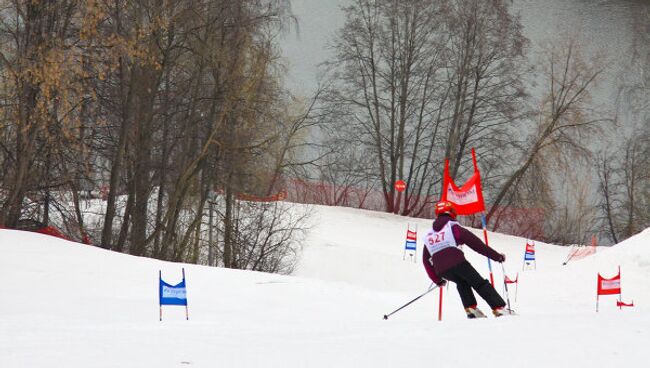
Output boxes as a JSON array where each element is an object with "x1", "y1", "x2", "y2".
[
  {"x1": 404, "y1": 229, "x2": 417, "y2": 251},
  {"x1": 503, "y1": 272, "x2": 519, "y2": 302},
  {"x1": 596, "y1": 266, "x2": 624, "y2": 312},
  {"x1": 616, "y1": 300, "x2": 634, "y2": 307},
  {"x1": 525, "y1": 243, "x2": 535, "y2": 254},
  {"x1": 597, "y1": 272, "x2": 621, "y2": 295},
  {"x1": 505, "y1": 273, "x2": 518, "y2": 284},
  {"x1": 440, "y1": 150, "x2": 485, "y2": 215},
  {"x1": 406, "y1": 230, "x2": 417, "y2": 242},
  {"x1": 524, "y1": 241, "x2": 536, "y2": 263}
]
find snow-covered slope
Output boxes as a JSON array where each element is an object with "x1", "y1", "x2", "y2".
[{"x1": 1, "y1": 204, "x2": 648, "y2": 367}]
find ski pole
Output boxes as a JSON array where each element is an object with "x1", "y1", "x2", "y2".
[
  {"x1": 480, "y1": 214, "x2": 495, "y2": 287},
  {"x1": 500, "y1": 263, "x2": 512, "y2": 312},
  {"x1": 383, "y1": 284, "x2": 439, "y2": 320}
]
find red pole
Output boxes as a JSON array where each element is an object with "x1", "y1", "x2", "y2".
[
  {"x1": 619, "y1": 266, "x2": 622, "y2": 311},
  {"x1": 438, "y1": 286, "x2": 443, "y2": 321},
  {"x1": 596, "y1": 273, "x2": 600, "y2": 312},
  {"x1": 471, "y1": 148, "x2": 479, "y2": 171}
]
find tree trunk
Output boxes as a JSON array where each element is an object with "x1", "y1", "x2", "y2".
[{"x1": 101, "y1": 61, "x2": 135, "y2": 249}]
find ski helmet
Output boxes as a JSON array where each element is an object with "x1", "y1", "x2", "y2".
[{"x1": 435, "y1": 200, "x2": 457, "y2": 219}]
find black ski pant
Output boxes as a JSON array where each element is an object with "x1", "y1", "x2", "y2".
[{"x1": 440, "y1": 261, "x2": 505, "y2": 310}]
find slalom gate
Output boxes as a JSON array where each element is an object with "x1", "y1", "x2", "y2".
[
  {"x1": 403, "y1": 224, "x2": 418, "y2": 262},
  {"x1": 522, "y1": 240, "x2": 536, "y2": 270},
  {"x1": 159, "y1": 268, "x2": 189, "y2": 321},
  {"x1": 504, "y1": 273, "x2": 519, "y2": 302},
  {"x1": 596, "y1": 266, "x2": 633, "y2": 311}
]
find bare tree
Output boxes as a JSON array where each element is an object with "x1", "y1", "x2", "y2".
[
  {"x1": 487, "y1": 37, "x2": 609, "y2": 224},
  {"x1": 0, "y1": 0, "x2": 89, "y2": 227},
  {"x1": 321, "y1": 0, "x2": 528, "y2": 216},
  {"x1": 595, "y1": 8, "x2": 650, "y2": 244},
  {"x1": 320, "y1": 0, "x2": 444, "y2": 214},
  {"x1": 596, "y1": 152, "x2": 620, "y2": 244},
  {"x1": 544, "y1": 157, "x2": 599, "y2": 245},
  {"x1": 217, "y1": 200, "x2": 310, "y2": 274},
  {"x1": 0, "y1": 0, "x2": 310, "y2": 275},
  {"x1": 441, "y1": 0, "x2": 529, "y2": 180}
]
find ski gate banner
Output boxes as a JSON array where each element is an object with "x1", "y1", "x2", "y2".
[
  {"x1": 159, "y1": 268, "x2": 189, "y2": 320},
  {"x1": 403, "y1": 225, "x2": 417, "y2": 262},
  {"x1": 524, "y1": 242, "x2": 535, "y2": 261},
  {"x1": 441, "y1": 148, "x2": 495, "y2": 286},
  {"x1": 596, "y1": 266, "x2": 623, "y2": 312},
  {"x1": 440, "y1": 150, "x2": 485, "y2": 216},
  {"x1": 523, "y1": 241, "x2": 536, "y2": 270},
  {"x1": 405, "y1": 229, "x2": 417, "y2": 251}
]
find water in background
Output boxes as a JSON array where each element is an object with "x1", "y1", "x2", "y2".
[
  {"x1": 283, "y1": 0, "x2": 649, "y2": 128},
  {"x1": 512, "y1": 0, "x2": 650, "y2": 135}
]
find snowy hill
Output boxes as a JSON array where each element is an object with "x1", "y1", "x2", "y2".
[{"x1": 1, "y1": 204, "x2": 648, "y2": 367}]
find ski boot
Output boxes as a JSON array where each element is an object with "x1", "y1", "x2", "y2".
[
  {"x1": 465, "y1": 306, "x2": 487, "y2": 319},
  {"x1": 492, "y1": 306, "x2": 516, "y2": 317}
]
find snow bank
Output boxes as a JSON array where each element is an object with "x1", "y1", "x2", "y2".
[{"x1": 1, "y1": 204, "x2": 648, "y2": 367}]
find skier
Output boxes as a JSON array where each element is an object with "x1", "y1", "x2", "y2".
[{"x1": 422, "y1": 200, "x2": 511, "y2": 318}]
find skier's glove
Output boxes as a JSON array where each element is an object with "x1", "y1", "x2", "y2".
[
  {"x1": 436, "y1": 280, "x2": 447, "y2": 287},
  {"x1": 496, "y1": 253, "x2": 506, "y2": 263}
]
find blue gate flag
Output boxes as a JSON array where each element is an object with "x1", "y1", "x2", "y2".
[
  {"x1": 405, "y1": 229, "x2": 417, "y2": 251},
  {"x1": 159, "y1": 270, "x2": 188, "y2": 306},
  {"x1": 524, "y1": 242, "x2": 535, "y2": 261}
]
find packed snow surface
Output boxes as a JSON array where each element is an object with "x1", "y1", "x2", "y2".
[{"x1": 1, "y1": 204, "x2": 648, "y2": 367}]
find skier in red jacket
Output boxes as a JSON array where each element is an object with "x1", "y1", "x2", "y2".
[{"x1": 423, "y1": 201, "x2": 510, "y2": 318}]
